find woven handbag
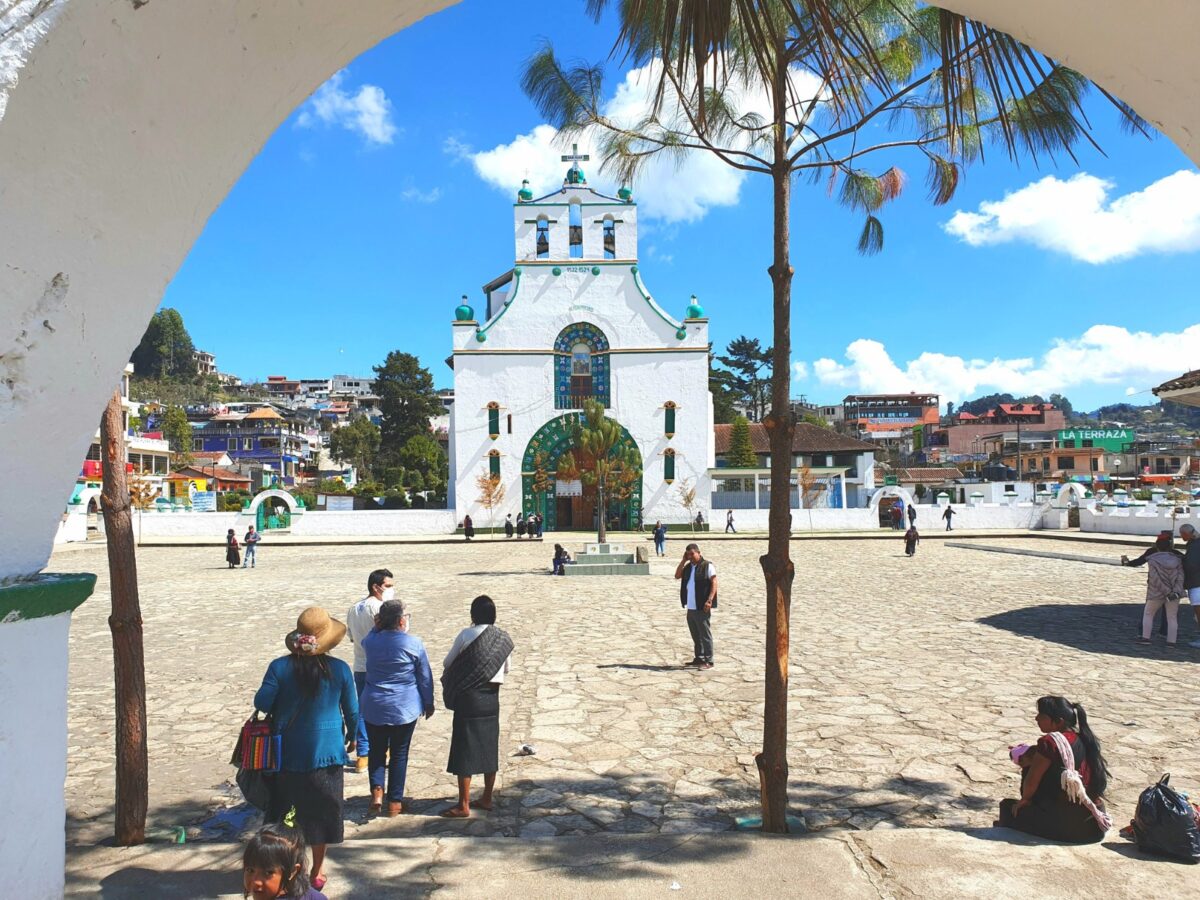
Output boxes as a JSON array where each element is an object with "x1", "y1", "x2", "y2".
[{"x1": 231, "y1": 712, "x2": 281, "y2": 773}]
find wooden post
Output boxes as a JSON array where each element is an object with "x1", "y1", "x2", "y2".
[{"x1": 99, "y1": 389, "x2": 148, "y2": 845}]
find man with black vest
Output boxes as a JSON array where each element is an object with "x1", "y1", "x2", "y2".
[{"x1": 675, "y1": 543, "x2": 718, "y2": 669}]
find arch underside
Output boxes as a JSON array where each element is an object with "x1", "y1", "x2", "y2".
[{"x1": 521, "y1": 413, "x2": 642, "y2": 531}]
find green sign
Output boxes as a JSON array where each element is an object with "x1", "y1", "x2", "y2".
[
  {"x1": 1056, "y1": 427, "x2": 1134, "y2": 453},
  {"x1": 884, "y1": 475, "x2": 898, "y2": 486}
]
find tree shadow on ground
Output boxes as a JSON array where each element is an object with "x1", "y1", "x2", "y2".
[{"x1": 979, "y1": 602, "x2": 1199, "y2": 662}]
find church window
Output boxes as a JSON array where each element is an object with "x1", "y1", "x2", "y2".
[
  {"x1": 664, "y1": 448, "x2": 676, "y2": 484},
  {"x1": 487, "y1": 402, "x2": 500, "y2": 440},
  {"x1": 554, "y1": 323, "x2": 610, "y2": 409},
  {"x1": 569, "y1": 202, "x2": 583, "y2": 258},
  {"x1": 664, "y1": 401, "x2": 677, "y2": 438},
  {"x1": 602, "y1": 218, "x2": 616, "y2": 259},
  {"x1": 488, "y1": 449, "x2": 501, "y2": 478},
  {"x1": 535, "y1": 217, "x2": 550, "y2": 259}
]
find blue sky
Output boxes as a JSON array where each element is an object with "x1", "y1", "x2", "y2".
[{"x1": 163, "y1": 0, "x2": 1200, "y2": 412}]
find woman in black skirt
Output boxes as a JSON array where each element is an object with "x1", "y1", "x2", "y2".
[
  {"x1": 254, "y1": 607, "x2": 358, "y2": 891},
  {"x1": 440, "y1": 596, "x2": 514, "y2": 818}
]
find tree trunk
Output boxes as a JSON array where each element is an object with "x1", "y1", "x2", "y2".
[
  {"x1": 597, "y1": 483, "x2": 607, "y2": 543},
  {"x1": 100, "y1": 389, "x2": 149, "y2": 846},
  {"x1": 756, "y1": 51, "x2": 796, "y2": 835}
]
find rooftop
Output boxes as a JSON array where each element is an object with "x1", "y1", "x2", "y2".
[{"x1": 714, "y1": 422, "x2": 877, "y2": 455}]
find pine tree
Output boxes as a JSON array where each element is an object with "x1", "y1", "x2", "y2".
[{"x1": 727, "y1": 415, "x2": 758, "y2": 468}]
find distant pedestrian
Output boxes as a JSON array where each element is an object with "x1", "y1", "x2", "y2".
[
  {"x1": 552, "y1": 544, "x2": 571, "y2": 575},
  {"x1": 243, "y1": 525, "x2": 261, "y2": 568},
  {"x1": 889, "y1": 503, "x2": 903, "y2": 531},
  {"x1": 653, "y1": 521, "x2": 667, "y2": 557},
  {"x1": 534, "y1": 514, "x2": 544, "y2": 539},
  {"x1": 636, "y1": 507, "x2": 645, "y2": 532},
  {"x1": 907, "y1": 504, "x2": 917, "y2": 526},
  {"x1": 462, "y1": 515, "x2": 475, "y2": 541},
  {"x1": 1122, "y1": 532, "x2": 1185, "y2": 646},
  {"x1": 904, "y1": 526, "x2": 919, "y2": 557},
  {"x1": 943, "y1": 507, "x2": 956, "y2": 531},
  {"x1": 675, "y1": 543, "x2": 717, "y2": 669},
  {"x1": 226, "y1": 529, "x2": 241, "y2": 569},
  {"x1": 725, "y1": 510, "x2": 736, "y2": 534},
  {"x1": 516, "y1": 513, "x2": 526, "y2": 539},
  {"x1": 694, "y1": 511, "x2": 705, "y2": 530},
  {"x1": 504, "y1": 515, "x2": 514, "y2": 539},
  {"x1": 1179, "y1": 524, "x2": 1200, "y2": 648}
]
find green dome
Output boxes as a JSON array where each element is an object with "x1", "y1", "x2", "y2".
[
  {"x1": 475, "y1": 330, "x2": 488, "y2": 343},
  {"x1": 685, "y1": 295, "x2": 705, "y2": 318},
  {"x1": 518, "y1": 179, "x2": 533, "y2": 202},
  {"x1": 618, "y1": 185, "x2": 633, "y2": 202},
  {"x1": 454, "y1": 295, "x2": 474, "y2": 321},
  {"x1": 675, "y1": 327, "x2": 687, "y2": 340}
]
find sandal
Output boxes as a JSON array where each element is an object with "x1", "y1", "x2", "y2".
[{"x1": 1135, "y1": 637, "x2": 1151, "y2": 645}]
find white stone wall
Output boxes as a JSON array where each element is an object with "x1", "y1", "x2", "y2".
[
  {"x1": 1081, "y1": 507, "x2": 1200, "y2": 537},
  {"x1": 132, "y1": 509, "x2": 459, "y2": 538},
  {"x1": 720, "y1": 503, "x2": 1045, "y2": 532},
  {"x1": 0, "y1": 612, "x2": 72, "y2": 900}
]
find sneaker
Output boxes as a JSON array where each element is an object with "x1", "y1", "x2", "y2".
[
  {"x1": 698, "y1": 661, "x2": 714, "y2": 670},
  {"x1": 685, "y1": 658, "x2": 702, "y2": 667}
]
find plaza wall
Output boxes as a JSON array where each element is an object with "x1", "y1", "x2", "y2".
[
  {"x1": 1080, "y1": 506, "x2": 1200, "y2": 537},
  {"x1": 130, "y1": 509, "x2": 458, "y2": 539},
  {"x1": 707, "y1": 503, "x2": 1044, "y2": 532}
]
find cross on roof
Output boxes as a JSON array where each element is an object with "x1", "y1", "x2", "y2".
[{"x1": 561, "y1": 143, "x2": 590, "y2": 164}]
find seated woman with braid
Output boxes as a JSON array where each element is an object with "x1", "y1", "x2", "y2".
[{"x1": 996, "y1": 695, "x2": 1112, "y2": 843}]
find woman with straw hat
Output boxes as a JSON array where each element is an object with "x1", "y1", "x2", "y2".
[{"x1": 254, "y1": 607, "x2": 358, "y2": 892}]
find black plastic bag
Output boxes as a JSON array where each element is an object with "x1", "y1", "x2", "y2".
[
  {"x1": 1133, "y1": 774, "x2": 1200, "y2": 862},
  {"x1": 236, "y1": 767, "x2": 273, "y2": 812}
]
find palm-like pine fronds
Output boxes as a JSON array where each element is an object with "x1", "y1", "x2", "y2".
[{"x1": 857, "y1": 214, "x2": 884, "y2": 254}]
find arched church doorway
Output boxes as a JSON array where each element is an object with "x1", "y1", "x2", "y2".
[{"x1": 522, "y1": 413, "x2": 642, "y2": 532}]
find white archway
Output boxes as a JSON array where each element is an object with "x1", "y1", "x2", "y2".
[
  {"x1": 1054, "y1": 482, "x2": 1090, "y2": 506},
  {"x1": 868, "y1": 486, "x2": 917, "y2": 512},
  {"x1": 246, "y1": 488, "x2": 297, "y2": 518}
]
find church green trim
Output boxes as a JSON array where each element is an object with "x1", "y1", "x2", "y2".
[
  {"x1": 521, "y1": 413, "x2": 642, "y2": 532},
  {"x1": 0, "y1": 573, "x2": 96, "y2": 623}
]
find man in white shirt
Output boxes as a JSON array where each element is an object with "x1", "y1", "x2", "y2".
[
  {"x1": 346, "y1": 568, "x2": 393, "y2": 771},
  {"x1": 674, "y1": 543, "x2": 718, "y2": 669}
]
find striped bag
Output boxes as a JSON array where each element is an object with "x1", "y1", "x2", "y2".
[{"x1": 232, "y1": 712, "x2": 281, "y2": 773}]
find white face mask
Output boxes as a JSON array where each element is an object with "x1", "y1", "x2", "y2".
[{"x1": 381, "y1": 587, "x2": 395, "y2": 602}]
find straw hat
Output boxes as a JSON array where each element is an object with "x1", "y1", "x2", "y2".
[{"x1": 285, "y1": 606, "x2": 346, "y2": 656}]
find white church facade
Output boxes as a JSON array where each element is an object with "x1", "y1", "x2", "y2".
[{"x1": 449, "y1": 152, "x2": 714, "y2": 530}]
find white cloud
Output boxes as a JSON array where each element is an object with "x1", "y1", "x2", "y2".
[
  {"x1": 297, "y1": 70, "x2": 397, "y2": 146},
  {"x1": 463, "y1": 62, "x2": 823, "y2": 224},
  {"x1": 944, "y1": 170, "x2": 1200, "y2": 263},
  {"x1": 808, "y1": 324, "x2": 1200, "y2": 403},
  {"x1": 792, "y1": 361, "x2": 809, "y2": 379},
  {"x1": 401, "y1": 186, "x2": 442, "y2": 204}
]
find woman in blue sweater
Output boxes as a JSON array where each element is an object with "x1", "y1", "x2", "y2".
[
  {"x1": 254, "y1": 607, "x2": 358, "y2": 893},
  {"x1": 360, "y1": 599, "x2": 435, "y2": 816}
]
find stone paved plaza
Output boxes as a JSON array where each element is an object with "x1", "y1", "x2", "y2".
[{"x1": 56, "y1": 534, "x2": 1200, "y2": 849}]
